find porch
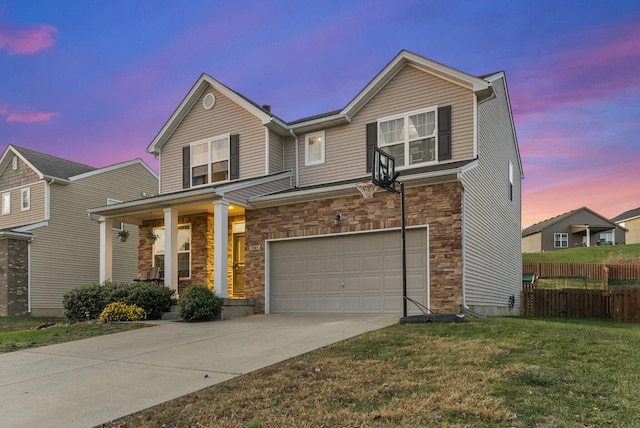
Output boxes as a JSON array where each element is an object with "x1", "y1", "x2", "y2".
[{"x1": 88, "y1": 172, "x2": 291, "y2": 300}]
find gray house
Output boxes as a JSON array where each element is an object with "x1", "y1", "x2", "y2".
[
  {"x1": 0, "y1": 145, "x2": 158, "y2": 316},
  {"x1": 522, "y1": 206, "x2": 626, "y2": 253},
  {"x1": 90, "y1": 50, "x2": 523, "y2": 316}
]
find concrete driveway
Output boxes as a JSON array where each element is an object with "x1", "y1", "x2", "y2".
[{"x1": 0, "y1": 314, "x2": 397, "y2": 428}]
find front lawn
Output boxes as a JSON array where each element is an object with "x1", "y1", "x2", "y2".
[
  {"x1": 102, "y1": 317, "x2": 640, "y2": 427},
  {"x1": 0, "y1": 317, "x2": 149, "y2": 354}
]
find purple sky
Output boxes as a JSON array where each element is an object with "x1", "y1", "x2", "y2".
[{"x1": 1, "y1": 0, "x2": 639, "y2": 228}]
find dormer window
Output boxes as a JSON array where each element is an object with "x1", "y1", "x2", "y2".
[{"x1": 378, "y1": 107, "x2": 437, "y2": 167}]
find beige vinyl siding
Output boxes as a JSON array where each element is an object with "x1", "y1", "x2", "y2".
[
  {"x1": 624, "y1": 218, "x2": 640, "y2": 244},
  {"x1": 283, "y1": 135, "x2": 297, "y2": 180},
  {"x1": 0, "y1": 180, "x2": 47, "y2": 229},
  {"x1": 29, "y1": 163, "x2": 158, "y2": 312},
  {"x1": 160, "y1": 87, "x2": 267, "y2": 194},
  {"x1": 296, "y1": 64, "x2": 476, "y2": 187},
  {"x1": 268, "y1": 131, "x2": 284, "y2": 174},
  {"x1": 459, "y1": 76, "x2": 522, "y2": 314},
  {"x1": 522, "y1": 232, "x2": 542, "y2": 253}
]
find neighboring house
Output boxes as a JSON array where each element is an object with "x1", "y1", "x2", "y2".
[
  {"x1": 0, "y1": 145, "x2": 158, "y2": 316},
  {"x1": 522, "y1": 207, "x2": 626, "y2": 253},
  {"x1": 612, "y1": 207, "x2": 640, "y2": 244},
  {"x1": 89, "y1": 50, "x2": 523, "y2": 316}
]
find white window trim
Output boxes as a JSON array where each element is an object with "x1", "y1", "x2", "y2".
[
  {"x1": 554, "y1": 233, "x2": 568, "y2": 248},
  {"x1": 378, "y1": 105, "x2": 438, "y2": 170},
  {"x1": 190, "y1": 134, "x2": 231, "y2": 188},
  {"x1": 153, "y1": 223, "x2": 192, "y2": 279},
  {"x1": 20, "y1": 187, "x2": 30, "y2": 211},
  {"x1": 2, "y1": 192, "x2": 10, "y2": 215},
  {"x1": 509, "y1": 161, "x2": 514, "y2": 202},
  {"x1": 304, "y1": 130, "x2": 325, "y2": 166},
  {"x1": 12, "y1": 156, "x2": 18, "y2": 171}
]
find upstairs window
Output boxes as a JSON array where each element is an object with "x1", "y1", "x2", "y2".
[
  {"x1": 378, "y1": 107, "x2": 437, "y2": 167},
  {"x1": 2, "y1": 192, "x2": 10, "y2": 215},
  {"x1": 305, "y1": 131, "x2": 325, "y2": 165},
  {"x1": 191, "y1": 135, "x2": 230, "y2": 186},
  {"x1": 554, "y1": 233, "x2": 568, "y2": 248},
  {"x1": 20, "y1": 188, "x2": 30, "y2": 211}
]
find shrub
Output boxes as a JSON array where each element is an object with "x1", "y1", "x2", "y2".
[
  {"x1": 63, "y1": 281, "x2": 174, "y2": 322},
  {"x1": 121, "y1": 282, "x2": 174, "y2": 320},
  {"x1": 63, "y1": 284, "x2": 110, "y2": 322},
  {"x1": 99, "y1": 302, "x2": 147, "y2": 323},
  {"x1": 179, "y1": 285, "x2": 223, "y2": 321}
]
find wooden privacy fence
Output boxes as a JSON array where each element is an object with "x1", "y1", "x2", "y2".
[
  {"x1": 522, "y1": 262, "x2": 640, "y2": 281},
  {"x1": 522, "y1": 288, "x2": 640, "y2": 323}
]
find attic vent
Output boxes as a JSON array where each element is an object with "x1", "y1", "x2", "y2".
[{"x1": 203, "y1": 93, "x2": 216, "y2": 110}]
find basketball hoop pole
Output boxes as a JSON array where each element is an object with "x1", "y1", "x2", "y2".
[{"x1": 400, "y1": 182, "x2": 407, "y2": 319}]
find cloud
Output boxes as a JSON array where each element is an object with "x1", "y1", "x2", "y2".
[
  {"x1": 0, "y1": 103, "x2": 59, "y2": 123},
  {"x1": 0, "y1": 23, "x2": 58, "y2": 54}
]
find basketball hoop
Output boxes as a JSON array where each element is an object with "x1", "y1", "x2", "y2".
[{"x1": 355, "y1": 181, "x2": 378, "y2": 199}]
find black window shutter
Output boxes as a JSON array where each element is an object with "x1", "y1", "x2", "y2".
[
  {"x1": 229, "y1": 134, "x2": 240, "y2": 180},
  {"x1": 182, "y1": 146, "x2": 190, "y2": 189},
  {"x1": 438, "y1": 105, "x2": 452, "y2": 161},
  {"x1": 366, "y1": 122, "x2": 377, "y2": 173}
]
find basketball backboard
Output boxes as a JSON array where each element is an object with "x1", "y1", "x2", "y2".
[{"x1": 372, "y1": 147, "x2": 399, "y2": 192}]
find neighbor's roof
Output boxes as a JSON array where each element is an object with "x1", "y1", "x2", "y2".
[
  {"x1": 522, "y1": 206, "x2": 620, "y2": 237},
  {"x1": 6, "y1": 145, "x2": 96, "y2": 181},
  {"x1": 611, "y1": 207, "x2": 640, "y2": 223}
]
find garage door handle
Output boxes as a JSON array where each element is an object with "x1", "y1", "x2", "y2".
[{"x1": 341, "y1": 282, "x2": 344, "y2": 288}]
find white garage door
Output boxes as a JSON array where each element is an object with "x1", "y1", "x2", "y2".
[{"x1": 269, "y1": 228, "x2": 428, "y2": 314}]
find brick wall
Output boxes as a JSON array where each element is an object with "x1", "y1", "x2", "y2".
[
  {"x1": 0, "y1": 237, "x2": 29, "y2": 316},
  {"x1": 245, "y1": 181, "x2": 463, "y2": 313}
]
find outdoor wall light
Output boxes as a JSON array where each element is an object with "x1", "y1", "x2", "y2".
[{"x1": 334, "y1": 213, "x2": 342, "y2": 224}]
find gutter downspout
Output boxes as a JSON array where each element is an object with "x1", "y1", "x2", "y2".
[
  {"x1": 459, "y1": 172, "x2": 469, "y2": 310},
  {"x1": 289, "y1": 129, "x2": 299, "y2": 187}
]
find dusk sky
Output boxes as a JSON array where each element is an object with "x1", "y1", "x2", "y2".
[{"x1": 1, "y1": 0, "x2": 638, "y2": 228}]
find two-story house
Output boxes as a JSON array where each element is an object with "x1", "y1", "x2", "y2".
[
  {"x1": 612, "y1": 207, "x2": 640, "y2": 244},
  {"x1": 89, "y1": 50, "x2": 523, "y2": 316},
  {"x1": 0, "y1": 145, "x2": 158, "y2": 316}
]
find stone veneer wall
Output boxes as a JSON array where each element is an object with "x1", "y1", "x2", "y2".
[
  {"x1": 0, "y1": 237, "x2": 29, "y2": 316},
  {"x1": 138, "y1": 213, "x2": 245, "y2": 296},
  {"x1": 245, "y1": 181, "x2": 464, "y2": 314}
]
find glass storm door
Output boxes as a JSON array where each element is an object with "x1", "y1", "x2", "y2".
[{"x1": 232, "y1": 233, "x2": 245, "y2": 297}]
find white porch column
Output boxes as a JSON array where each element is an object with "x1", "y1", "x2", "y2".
[
  {"x1": 99, "y1": 218, "x2": 113, "y2": 283},
  {"x1": 586, "y1": 227, "x2": 591, "y2": 247},
  {"x1": 164, "y1": 208, "x2": 178, "y2": 292},
  {"x1": 213, "y1": 200, "x2": 229, "y2": 298}
]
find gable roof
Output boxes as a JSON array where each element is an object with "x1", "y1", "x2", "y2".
[
  {"x1": 0, "y1": 145, "x2": 158, "y2": 185},
  {"x1": 0, "y1": 145, "x2": 96, "y2": 183},
  {"x1": 522, "y1": 206, "x2": 621, "y2": 237},
  {"x1": 611, "y1": 207, "x2": 640, "y2": 223},
  {"x1": 147, "y1": 50, "x2": 496, "y2": 151}
]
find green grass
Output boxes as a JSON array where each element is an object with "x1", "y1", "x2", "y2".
[
  {"x1": 0, "y1": 316, "x2": 149, "y2": 354},
  {"x1": 523, "y1": 243, "x2": 640, "y2": 263},
  {"x1": 102, "y1": 317, "x2": 640, "y2": 427}
]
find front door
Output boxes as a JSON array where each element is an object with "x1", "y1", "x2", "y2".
[{"x1": 232, "y1": 233, "x2": 245, "y2": 297}]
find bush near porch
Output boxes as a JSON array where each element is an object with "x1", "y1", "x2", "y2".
[{"x1": 63, "y1": 281, "x2": 174, "y2": 322}]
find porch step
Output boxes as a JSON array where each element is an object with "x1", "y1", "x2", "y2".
[{"x1": 161, "y1": 305, "x2": 181, "y2": 321}]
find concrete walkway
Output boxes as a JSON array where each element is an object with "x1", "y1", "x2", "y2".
[{"x1": 0, "y1": 314, "x2": 397, "y2": 428}]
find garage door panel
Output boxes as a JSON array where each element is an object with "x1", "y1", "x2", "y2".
[
  {"x1": 323, "y1": 257, "x2": 344, "y2": 275},
  {"x1": 270, "y1": 229, "x2": 428, "y2": 314}
]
